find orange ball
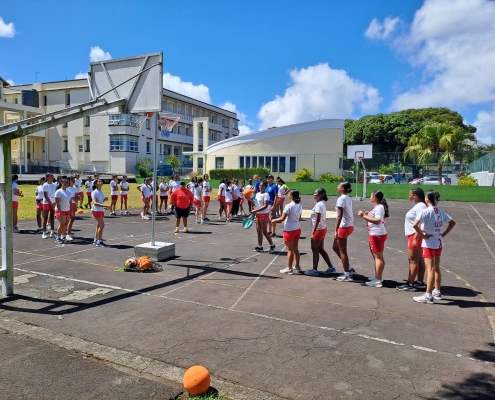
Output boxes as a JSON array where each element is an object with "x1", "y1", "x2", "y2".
[
  {"x1": 183, "y1": 365, "x2": 210, "y2": 395},
  {"x1": 76, "y1": 209, "x2": 84, "y2": 214}
]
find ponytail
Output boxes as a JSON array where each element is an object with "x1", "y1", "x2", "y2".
[
  {"x1": 290, "y1": 189, "x2": 301, "y2": 204},
  {"x1": 372, "y1": 190, "x2": 389, "y2": 218},
  {"x1": 426, "y1": 190, "x2": 440, "y2": 206}
]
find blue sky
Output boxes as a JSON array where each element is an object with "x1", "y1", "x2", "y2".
[{"x1": 1, "y1": 0, "x2": 495, "y2": 143}]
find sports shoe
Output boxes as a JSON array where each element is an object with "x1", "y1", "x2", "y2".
[
  {"x1": 253, "y1": 246, "x2": 263, "y2": 252},
  {"x1": 413, "y1": 294, "x2": 434, "y2": 304},
  {"x1": 55, "y1": 238, "x2": 64, "y2": 244},
  {"x1": 49, "y1": 231, "x2": 56, "y2": 238},
  {"x1": 349, "y1": 267, "x2": 356, "y2": 275},
  {"x1": 304, "y1": 269, "x2": 319, "y2": 276},
  {"x1": 413, "y1": 281, "x2": 426, "y2": 289},
  {"x1": 368, "y1": 276, "x2": 376, "y2": 281},
  {"x1": 143, "y1": 215, "x2": 150, "y2": 220},
  {"x1": 432, "y1": 290, "x2": 442, "y2": 300},
  {"x1": 13, "y1": 226, "x2": 19, "y2": 233},
  {"x1": 183, "y1": 227, "x2": 189, "y2": 233},
  {"x1": 322, "y1": 267, "x2": 336, "y2": 274},
  {"x1": 125, "y1": 211, "x2": 130, "y2": 215},
  {"x1": 196, "y1": 220, "x2": 201, "y2": 224},
  {"x1": 218, "y1": 216, "x2": 224, "y2": 220},
  {"x1": 174, "y1": 227, "x2": 179, "y2": 233},
  {"x1": 242, "y1": 212, "x2": 247, "y2": 216},
  {"x1": 294, "y1": 266, "x2": 302, "y2": 274},
  {"x1": 335, "y1": 273, "x2": 353, "y2": 282},
  {"x1": 280, "y1": 267, "x2": 293, "y2": 275},
  {"x1": 268, "y1": 244, "x2": 276, "y2": 254},
  {"x1": 366, "y1": 279, "x2": 383, "y2": 288},
  {"x1": 65, "y1": 234, "x2": 74, "y2": 242},
  {"x1": 42, "y1": 232, "x2": 48, "y2": 239},
  {"x1": 95, "y1": 241, "x2": 107, "y2": 247},
  {"x1": 120, "y1": 211, "x2": 123, "y2": 215},
  {"x1": 200, "y1": 220, "x2": 205, "y2": 224},
  {"x1": 204, "y1": 217, "x2": 210, "y2": 221},
  {"x1": 396, "y1": 283, "x2": 416, "y2": 291}
]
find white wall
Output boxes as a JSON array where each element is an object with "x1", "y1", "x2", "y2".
[{"x1": 470, "y1": 171, "x2": 495, "y2": 186}]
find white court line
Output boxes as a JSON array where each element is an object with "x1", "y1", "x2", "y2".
[{"x1": 470, "y1": 204, "x2": 495, "y2": 236}]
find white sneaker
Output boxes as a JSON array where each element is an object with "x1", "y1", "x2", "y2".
[
  {"x1": 413, "y1": 294, "x2": 434, "y2": 304},
  {"x1": 65, "y1": 234, "x2": 73, "y2": 242},
  {"x1": 294, "y1": 266, "x2": 302, "y2": 274},
  {"x1": 49, "y1": 231, "x2": 56, "y2": 237},
  {"x1": 365, "y1": 279, "x2": 383, "y2": 288},
  {"x1": 42, "y1": 232, "x2": 48, "y2": 239},
  {"x1": 432, "y1": 290, "x2": 442, "y2": 300},
  {"x1": 348, "y1": 267, "x2": 356, "y2": 275},
  {"x1": 195, "y1": 220, "x2": 201, "y2": 224},
  {"x1": 280, "y1": 267, "x2": 294, "y2": 275},
  {"x1": 335, "y1": 273, "x2": 353, "y2": 282},
  {"x1": 368, "y1": 276, "x2": 376, "y2": 281}
]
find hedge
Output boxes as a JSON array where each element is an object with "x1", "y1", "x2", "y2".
[{"x1": 208, "y1": 168, "x2": 271, "y2": 180}]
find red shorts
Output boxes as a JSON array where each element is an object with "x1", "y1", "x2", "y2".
[
  {"x1": 423, "y1": 247, "x2": 442, "y2": 258},
  {"x1": 121, "y1": 194, "x2": 128, "y2": 199},
  {"x1": 256, "y1": 213, "x2": 270, "y2": 222},
  {"x1": 193, "y1": 199, "x2": 202, "y2": 207},
  {"x1": 312, "y1": 228, "x2": 327, "y2": 241},
  {"x1": 407, "y1": 234, "x2": 423, "y2": 250},
  {"x1": 240, "y1": 198, "x2": 244, "y2": 204},
  {"x1": 36, "y1": 202, "x2": 41, "y2": 210},
  {"x1": 92, "y1": 211, "x2": 104, "y2": 219},
  {"x1": 71, "y1": 203, "x2": 77, "y2": 212},
  {"x1": 87, "y1": 193, "x2": 92, "y2": 200},
  {"x1": 337, "y1": 226, "x2": 354, "y2": 239},
  {"x1": 277, "y1": 197, "x2": 285, "y2": 203},
  {"x1": 141, "y1": 196, "x2": 151, "y2": 203},
  {"x1": 203, "y1": 196, "x2": 210, "y2": 202},
  {"x1": 220, "y1": 195, "x2": 225, "y2": 202},
  {"x1": 284, "y1": 229, "x2": 301, "y2": 242},
  {"x1": 225, "y1": 200, "x2": 233, "y2": 204},
  {"x1": 12, "y1": 201, "x2": 18, "y2": 210},
  {"x1": 111, "y1": 195, "x2": 118, "y2": 201},
  {"x1": 369, "y1": 234, "x2": 388, "y2": 253},
  {"x1": 42, "y1": 203, "x2": 52, "y2": 211},
  {"x1": 55, "y1": 210, "x2": 71, "y2": 219}
]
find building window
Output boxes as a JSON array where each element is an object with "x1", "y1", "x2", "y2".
[
  {"x1": 109, "y1": 135, "x2": 138, "y2": 152},
  {"x1": 146, "y1": 141, "x2": 151, "y2": 154},
  {"x1": 232, "y1": 120, "x2": 238, "y2": 129},
  {"x1": 198, "y1": 157, "x2": 204, "y2": 168},
  {"x1": 186, "y1": 127, "x2": 191, "y2": 136},
  {"x1": 14, "y1": 98, "x2": 18, "y2": 104},
  {"x1": 272, "y1": 157, "x2": 278, "y2": 173},
  {"x1": 43, "y1": 95, "x2": 47, "y2": 106},
  {"x1": 265, "y1": 156, "x2": 271, "y2": 170},
  {"x1": 168, "y1": 102, "x2": 174, "y2": 112},
  {"x1": 159, "y1": 143, "x2": 162, "y2": 155},
  {"x1": 289, "y1": 157, "x2": 297, "y2": 173},
  {"x1": 78, "y1": 144, "x2": 84, "y2": 153},
  {"x1": 63, "y1": 140, "x2": 68, "y2": 152},
  {"x1": 185, "y1": 107, "x2": 190, "y2": 116},
  {"x1": 239, "y1": 156, "x2": 244, "y2": 168},
  {"x1": 177, "y1": 125, "x2": 182, "y2": 135},
  {"x1": 339, "y1": 157, "x2": 343, "y2": 169},
  {"x1": 86, "y1": 139, "x2": 90, "y2": 152},
  {"x1": 63, "y1": 122, "x2": 68, "y2": 128},
  {"x1": 259, "y1": 156, "x2": 264, "y2": 168},
  {"x1": 279, "y1": 157, "x2": 286, "y2": 173},
  {"x1": 252, "y1": 156, "x2": 257, "y2": 168},
  {"x1": 177, "y1": 104, "x2": 183, "y2": 114},
  {"x1": 246, "y1": 156, "x2": 251, "y2": 168},
  {"x1": 146, "y1": 119, "x2": 150, "y2": 130},
  {"x1": 66, "y1": 93, "x2": 70, "y2": 106},
  {"x1": 84, "y1": 116, "x2": 90, "y2": 127},
  {"x1": 215, "y1": 157, "x2": 224, "y2": 169},
  {"x1": 192, "y1": 109, "x2": 197, "y2": 117}
]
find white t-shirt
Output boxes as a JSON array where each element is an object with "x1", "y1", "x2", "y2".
[
  {"x1": 74, "y1": 178, "x2": 83, "y2": 193},
  {"x1": 193, "y1": 185, "x2": 203, "y2": 201},
  {"x1": 120, "y1": 181, "x2": 129, "y2": 195},
  {"x1": 404, "y1": 202, "x2": 427, "y2": 236},
  {"x1": 55, "y1": 188, "x2": 71, "y2": 212},
  {"x1": 232, "y1": 184, "x2": 241, "y2": 198},
  {"x1": 310, "y1": 201, "x2": 327, "y2": 231},
  {"x1": 254, "y1": 192, "x2": 270, "y2": 214},
  {"x1": 187, "y1": 182, "x2": 195, "y2": 191},
  {"x1": 41, "y1": 182, "x2": 57, "y2": 205},
  {"x1": 12, "y1": 182, "x2": 19, "y2": 202},
  {"x1": 66, "y1": 186, "x2": 77, "y2": 204},
  {"x1": 218, "y1": 183, "x2": 226, "y2": 196},
  {"x1": 278, "y1": 184, "x2": 287, "y2": 199},
  {"x1": 335, "y1": 195, "x2": 354, "y2": 228},
  {"x1": 203, "y1": 181, "x2": 211, "y2": 196},
  {"x1": 170, "y1": 180, "x2": 179, "y2": 193},
  {"x1": 224, "y1": 186, "x2": 233, "y2": 202},
  {"x1": 367, "y1": 204, "x2": 387, "y2": 236},
  {"x1": 283, "y1": 202, "x2": 302, "y2": 231},
  {"x1": 141, "y1": 184, "x2": 151, "y2": 199},
  {"x1": 110, "y1": 181, "x2": 119, "y2": 196},
  {"x1": 91, "y1": 189, "x2": 105, "y2": 212},
  {"x1": 85, "y1": 180, "x2": 94, "y2": 193},
  {"x1": 159, "y1": 182, "x2": 169, "y2": 196},
  {"x1": 416, "y1": 206, "x2": 452, "y2": 249},
  {"x1": 36, "y1": 184, "x2": 44, "y2": 201}
]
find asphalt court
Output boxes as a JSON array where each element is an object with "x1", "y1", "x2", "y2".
[{"x1": 3, "y1": 195, "x2": 495, "y2": 399}]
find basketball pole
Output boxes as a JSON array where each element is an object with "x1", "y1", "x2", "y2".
[{"x1": 151, "y1": 112, "x2": 158, "y2": 246}]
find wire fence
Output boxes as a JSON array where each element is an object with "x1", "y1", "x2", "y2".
[{"x1": 468, "y1": 151, "x2": 495, "y2": 173}]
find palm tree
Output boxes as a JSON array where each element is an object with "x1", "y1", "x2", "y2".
[{"x1": 404, "y1": 123, "x2": 476, "y2": 184}]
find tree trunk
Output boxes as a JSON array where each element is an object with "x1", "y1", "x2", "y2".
[{"x1": 438, "y1": 162, "x2": 443, "y2": 185}]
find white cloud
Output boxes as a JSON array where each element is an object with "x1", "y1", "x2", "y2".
[
  {"x1": 74, "y1": 72, "x2": 87, "y2": 79},
  {"x1": 6, "y1": 79, "x2": 14, "y2": 85},
  {"x1": 257, "y1": 63, "x2": 382, "y2": 130},
  {"x1": 365, "y1": 17, "x2": 400, "y2": 40},
  {"x1": 89, "y1": 46, "x2": 112, "y2": 62},
  {"x1": 373, "y1": 0, "x2": 495, "y2": 111},
  {"x1": 163, "y1": 72, "x2": 211, "y2": 104},
  {"x1": 0, "y1": 17, "x2": 16, "y2": 38},
  {"x1": 218, "y1": 101, "x2": 253, "y2": 135},
  {"x1": 473, "y1": 106, "x2": 495, "y2": 144}
]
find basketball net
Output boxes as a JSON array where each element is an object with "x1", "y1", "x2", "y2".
[
  {"x1": 158, "y1": 112, "x2": 180, "y2": 133},
  {"x1": 129, "y1": 113, "x2": 149, "y2": 136}
]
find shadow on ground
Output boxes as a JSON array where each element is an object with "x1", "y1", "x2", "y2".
[{"x1": 432, "y1": 372, "x2": 495, "y2": 399}]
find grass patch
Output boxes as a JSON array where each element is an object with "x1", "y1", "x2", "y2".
[{"x1": 175, "y1": 392, "x2": 230, "y2": 400}]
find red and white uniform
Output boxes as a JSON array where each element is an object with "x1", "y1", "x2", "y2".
[
  {"x1": 120, "y1": 181, "x2": 129, "y2": 198},
  {"x1": 85, "y1": 180, "x2": 94, "y2": 195},
  {"x1": 202, "y1": 181, "x2": 211, "y2": 201},
  {"x1": 193, "y1": 185, "x2": 203, "y2": 207},
  {"x1": 283, "y1": 201, "x2": 302, "y2": 241},
  {"x1": 367, "y1": 204, "x2": 387, "y2": 253},
  {"x1": 74, "y1": 178, "x2": 83, "y2": 194},
  {"x1": 416, "y1": 206, "x2": 452, "y2": 258},
  {"x1": 66, "y1": 185, "x2": 77, "y2": 212},
  {"x1": 35, "y1": 184, "x2": 44, "y2": 209},
  {"x1": 141, "y1": 184, "x2": 152, "y2": 201},
  {"x1": 91, "y1": 189, "x2": 105, "y2": 218},
  {"x1": 405, "y1": 202, "x2": 427, "y2": 249},
  {"x1": 110, "y1": 181, "x2": 118, "y2": 200},
  {"x1": 41, "y1": 181, "x2": 57, "y2": 211},
  {"x1": 159, "y1": 182, "x2": 169, "y2": 197},
  {"x1": 310, "y1": 200, "x2": 327, "y2": 241},
  {"x1": 254, "y1": 192, "x2": 270, "y2": 222},
  {"x1": 336, "y1": 194, "x2": 354, "y2": 239},
  {"x1": 55, "y1": 188, "x2": 72, "y2": 217}
]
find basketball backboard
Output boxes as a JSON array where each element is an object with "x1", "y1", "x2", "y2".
[
  {"x1": 89, "y1": 52, "x2": 163, "y2": 114},
  {"x1": 347, "y1": 144, "x2": 373, "y2": 160}
]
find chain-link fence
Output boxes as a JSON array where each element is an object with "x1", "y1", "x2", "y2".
[{"x1": 468, "y1": 151, "x2": 495, "y2": 173}]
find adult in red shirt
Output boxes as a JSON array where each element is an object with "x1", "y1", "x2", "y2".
[{"x1": 170, "y1": 181, "x2": 194, "y2": 233}]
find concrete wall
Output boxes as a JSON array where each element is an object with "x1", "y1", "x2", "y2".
[{"x1": 470, "y1": 171, "x2": 495, "y2": 186}]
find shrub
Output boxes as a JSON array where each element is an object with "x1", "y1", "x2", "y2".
[
  {"x1": 208, "y1": 168, "x2": 270, "y2": 181},
  {"x1": 318, "y1": 173, "x2": 342, "y2": 183},
  {"x1": 294, "y1": 168, "x2": 314, "y2": 182},
  {"x1": 458, "y1": 175, "x2": 478, "y2": 186},
  {"x1": 136, "y1": 158, "x2": 153, "y2": 178}
]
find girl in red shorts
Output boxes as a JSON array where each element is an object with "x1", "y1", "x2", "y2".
[
  {"x1": 54, "y1": 179, "x2": 72, "y2": 244},
  {"x1": 193, "y1": 178, "x2": 204, "y2": 223},
  {"x1": 217, "y1": 178, "x2": 226, "y2": 219},
  {"x1": 202, "y1": 174, "x2": 212, "y2": 222},
  {"x1": 358, "y1": 190, "x2": 389, "y2": 287},
  {"x1": 305, "y1": 188, "x2": 335, "y2": 276},
  {"x1": 65, "y1": 176, "x2": 78, "y2": 242},
  {"x1": 250, "y1": 180, "x2": 276, "y2": 253},
  {"x1": 109, "y1": 175, "x2": 119, "y2": 216},
  {"x1": 91, "y1": 179, "x2": 109, "y2": 247},
  {"x1": 273, "y1": 190, "x2": 302, "y2": 274},
  {"x1": 412, "y1": 190, "x2": 456, "y2": 304}
]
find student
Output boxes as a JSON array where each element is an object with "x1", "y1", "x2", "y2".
[
  {"x1": 217, "y1": 178, "x2": 227, "y2": 219},
  {"x1": 41, "y1": 173, "x2": 57, "y2": 239},
  {"x1": 412, "y1": 190, "x2": 456, "y2": 304},
  {"x1": 120, "y1": 175, "x2": 130, "y2": 215},
  {"x1": 357, "y1": 190, "x2": 389, "y2": 287},
  {"x1": 231, "y1": 178, "x2": 241, "y2": 217},
  {"x1": 85, "y1": 176, "x2": 94, "y2": 208},
  {"x1": 54, "y1": 179, "x2": 72, "y2": 244},
  {"x1": 137, "y1": 178, "x2": 152, "y2": 220},
  {"x1": 305, "y1": 188, "x2": 335, "y2": 276},
  {"x1": 202, "y1": 173, "x2": 212, "y2": 222},
  {"x1": 238, "y1": 179, "x2": 247, "y2": 216},
  {"x1": 109, "y1": 175, "x2": 119, "y2": 216},
  {"x1": 170, "y1": 181, "x2": 194, "y2": 233},
  {"x1": 168, "y1": 175, "x2": 180, "y2": 214},
  {"x1": 193, "y1": 178, "x2": 204, "y2": 223},
  {"x1": 253, "y1": 174, "x2": 261, "y2": 193},
  {"x1": 273, "y1": 190, "x2": 303, "y2": 274},
  {"x1": 224, "y1": 179, "x2": 233, "y2": 222},
  {"x1": 397, "y1": 187, "x2": 427, "y2": 291},
  {"x1": 74, "y1": 173, "x2": 84, "y2": 209},
  {"x1": 243, "y1": 179, "x2": 255, "y2": 212},
  {"x1": 276, "y1": 178, "x2": 289, "y2": 217},
  {"x1": 188, "y1": 176, "x2": 197, "y2": 192},
  {"x1": 65, "y1": 176, "x2": 77, "y2": 241},
  {"x1": 12, "y1": 174, "x2": 23, "y2": 233},
  {"x1": 91, "y1": 179, "x2": 109, "y2": 247},
  {"x1": 158, "y1": 177, "x2": 169, "y2": 214},
  {"x1": 265, "y1": 175, "x2": 279, "y2": 236},
  {"x1": 250, "y1": 180, "x2": 276, "y2": 253},
  {"x1": 35, "y1": 177, "x2": 46, "y2": 233},
  {"x1": 331, "y1": 182, "x2": 356, "y2": 279}
]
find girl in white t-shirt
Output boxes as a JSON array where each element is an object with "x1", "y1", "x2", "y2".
[
  {"x1": 109, "y1": 175, "x2": 119, "y2": 216},
  {"x1": 305, "y1": 188, "x2": 335, "y2": 276},
  {"x1": 217, "y1": 178, "x2": 227, "y2": 219},
  {"x1": 91, "y1": 179, "x2": 109, "y2": 247},
  {"x1": 275, "y1": 178, "x2": 289, "y2": 218},
  {"x1": 250, "y1": 180, "x2": 275, "y2": 253},
  {"x1": 193, "y1": 178, "x2": 204, "y2": 223},
  {"x1": 54, "y1": 179, "x2": 71, "y2": 244},
  {"x1": 358, "y1": 190, "x2": 389, "y2": 287},
  {"x1": 137, "y1": 178, "x2": 152, "y2": 220},
  {"x1": 238, "y1": 179, "x2": 247, "y2": 216},
  {"x1": 397, "y1": 187, "x2": 427, "y2": 291},
  {"x1": 35, "y1": 176, "x2": 46, "y2": 233},
  {"x1": 158, "y1": 177, "x2": 169, "y2": 214},
  {"x1": 65, "y1": 176, "x2": 78, "y2": 242},
  {"x1": 120, "y1": 175, "x2": 130, "y2": 215},
  {"x1": 224, "y1": 179, "x2": 233, "y2": 222},
  {"x1": 74, "y1": 173, "x2": 84, "y2": 209},
  {"x1": 273, "y1": 190, "x2": 303, "y2": 274},
  {"x1": 202, "y1": 174, "x2": 212, "y2": 222},
  {"x1": 412, "y1": 190, "x2": 456, "y2": 304},
  {"x1": 85, "y1": 176, "x2": 94, "y2": 208},
  {"x1": 333, "y1": 182, "x2": 356, "y2": 281}
]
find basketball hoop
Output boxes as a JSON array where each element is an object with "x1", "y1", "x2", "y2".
[
  {"x1": 129, "y1": 114, "x2": 148, "y2": 136},
  {"x1": 158, "y1": 112, "x2": 180, "y2": 135},
  {"x1": 355, "y1": 156, "x2": 363, "y2": 164}
]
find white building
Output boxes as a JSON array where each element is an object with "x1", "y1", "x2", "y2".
[{"x1": 1, "y1": 78, "x2": 239, "y2": 174}]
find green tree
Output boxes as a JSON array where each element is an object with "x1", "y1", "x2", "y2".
[
  {"x1": 167, "y1": 155, "x2": 181, "y2": 175},
  {"x1": 403, "y1": 123, "x2": 476, "y2": 184}
]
